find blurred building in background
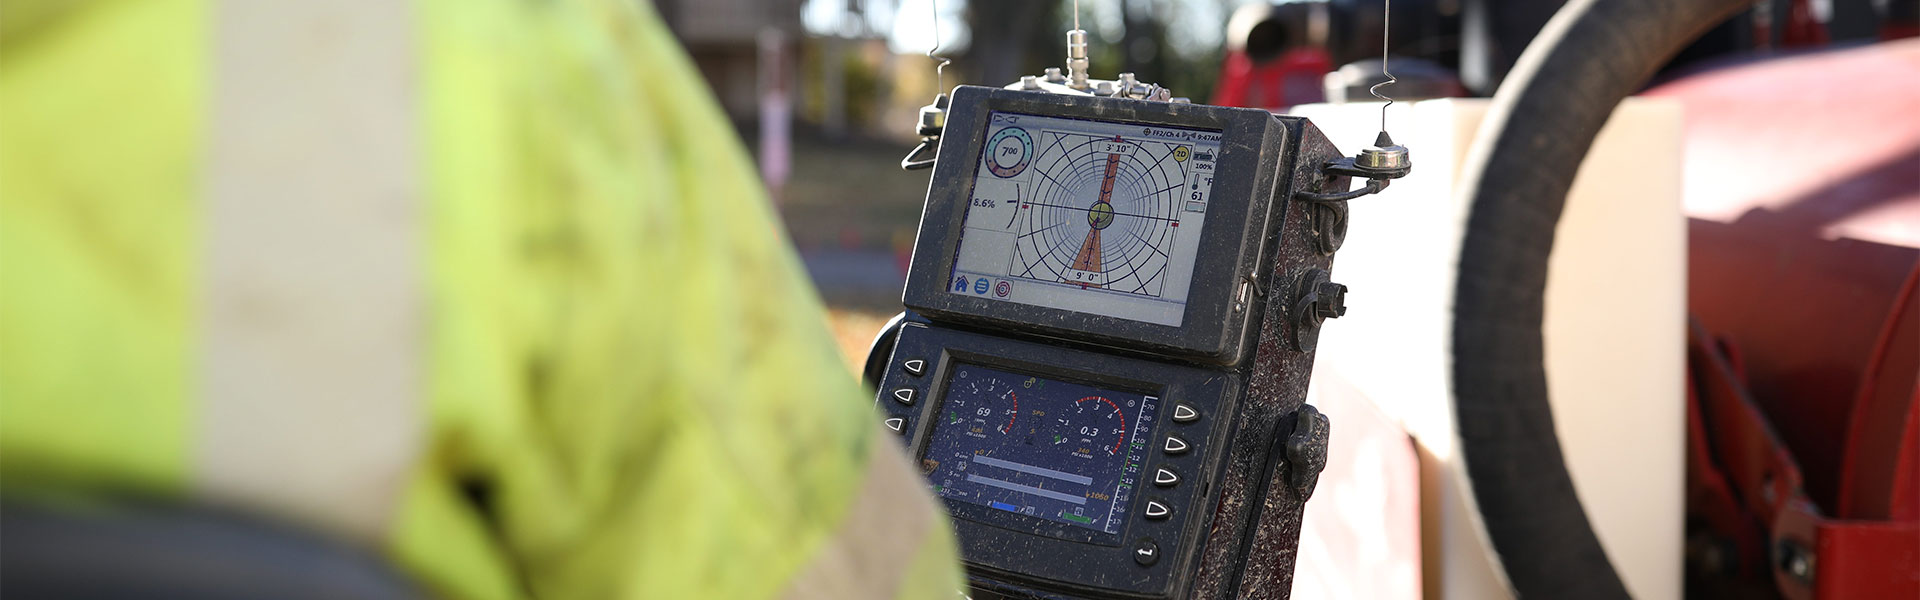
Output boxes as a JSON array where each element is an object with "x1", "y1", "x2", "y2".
[{"x1": 653, "y1": 0, "x2": 805, "y2": 123}]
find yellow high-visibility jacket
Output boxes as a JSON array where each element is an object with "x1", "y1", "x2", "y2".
[{"x1": 0, "y1": 1, "x2": 961, "y2": 598}]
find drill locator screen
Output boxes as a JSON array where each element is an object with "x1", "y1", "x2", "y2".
[
  {"x1": 922, "y1": 362, "x2": 1160, "y2": 541},
  {"x1": 947, "y1": 112, "x2": 1221, "y2": 327}
]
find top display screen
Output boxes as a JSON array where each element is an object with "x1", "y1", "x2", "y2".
[{"x1": 946, "y1": 111, "x2": 1222, "y2": 327}]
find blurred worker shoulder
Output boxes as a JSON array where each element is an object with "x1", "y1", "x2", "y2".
[{"x1": 0, "y1": 1, "x2": 961, "y2": 598}]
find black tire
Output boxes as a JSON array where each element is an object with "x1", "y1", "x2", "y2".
[{"x1": 1449, "y1": 0, "x2": 1755, "y2": 597}]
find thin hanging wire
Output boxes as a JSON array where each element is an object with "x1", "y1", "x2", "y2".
[
  {"x1": 1368, "y1": 0, "x2": 1397, "y2": 133},
  {"x1": 928, "y1": 0, "x2": 950, "y2": 92}
]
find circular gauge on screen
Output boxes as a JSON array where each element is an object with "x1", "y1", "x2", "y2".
[
  {"x1": 985, "y1": 126, "x2": 1034, "y2": 178},
  {"x1": 944, "y1": 373, "x2": 1020, "y2": 436},
  {"x1": 1053, "y1": 395, "x2": 1128, "y2": 457}
]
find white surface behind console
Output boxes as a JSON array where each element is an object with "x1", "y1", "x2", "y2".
[{"x1": 1289, "y1": 98, "x2": 1685, "y2": 600}]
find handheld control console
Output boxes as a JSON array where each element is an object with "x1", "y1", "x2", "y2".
[{"x1": 870, "y1": 83, "x2": 1398, "y2": 600}]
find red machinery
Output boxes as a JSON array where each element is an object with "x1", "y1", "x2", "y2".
[
  {"x1": 1650, "y1": 39, "x2": 1920, "y2": 599},
  {"x1": 1210, "y1": 3, "x2": 1333, "y2": 109},
  {"x1": 1214, "y1": 2, "x2": 1918, "y2": 596}
]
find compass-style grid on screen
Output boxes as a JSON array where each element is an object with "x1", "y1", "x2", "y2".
[
  {"x1": 1008, "y1": 128, "x2": 1194, "y2": 296},
  {"x1": 949, "y1": 112, "x2": 1220, "y2": 327}
]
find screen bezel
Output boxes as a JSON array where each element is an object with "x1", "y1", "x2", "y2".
[
  {"x1": 903, "y1": 86, "x2": 1288, "y2": 363},
  {"x1": 922, "y1": 360, "x2": 1164, "y2": 547}
]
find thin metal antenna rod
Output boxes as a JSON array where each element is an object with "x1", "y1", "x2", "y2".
[
  {"x1": 1344, "y1": 0, "x2": 1409, "y2": 183},
  {"x1": 928, "y1": 0, "x2": 950, "y2": 92},
  {"x1": 1066, "y1": 0, "x2": 1090, "y2": 90},
  {"x1": 1369, "y1": 0, "x2": 1397, "y2": 133}
]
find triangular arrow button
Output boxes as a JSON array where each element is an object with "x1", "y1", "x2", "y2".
[
  {"x1": 1144, "y1": 500, "x2": 1171, "y2": 520},
  {"x1": 1153, "y1": 468, "x2": 1179, "y2": 487}
]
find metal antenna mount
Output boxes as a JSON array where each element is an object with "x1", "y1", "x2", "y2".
[
  {"x1": 1296, "y1": 0, "x2": 1413, "y2": 203},
  {"x1": 1003, "y1": 0, "x2": 1177, "y2": 101},
  {"x1": 1066, "y1": 28, "x2": 1091, "y2": 91},
  {"x1": 1363, "y1": 0, "x2": 1410, "y2": 173}
]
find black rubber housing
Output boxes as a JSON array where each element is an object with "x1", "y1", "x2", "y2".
[
  {"x1": 1449, "y1": 0, "x2": 1754, "y2": 597},
  {"x1": 862, "y1": 311, "x2": 909, "y2": 390}
]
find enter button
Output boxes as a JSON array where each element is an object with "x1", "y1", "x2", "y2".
[{"x1": 1133, "y1": 538, "x2": 1160, "y2": 566}]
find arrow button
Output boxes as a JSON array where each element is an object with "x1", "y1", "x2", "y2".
[
  {"x1": 1144, "y1": 500, "x2": 1171, "y2": 520},
  {"x1": 1153, "y1": 468, "x2": 1179, "y2": 487}
]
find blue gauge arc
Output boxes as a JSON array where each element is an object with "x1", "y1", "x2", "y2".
[{"x1": 986, "y1": 127, "x2": 1034, "y2": 178}]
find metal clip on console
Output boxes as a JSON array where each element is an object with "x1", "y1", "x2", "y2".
[
  {"x1": 1296, "y1": 131, "x2": 1412, "y2": 203},
  {"x1": 901, "y1": 93, "x2": 948, "y2": 171}
]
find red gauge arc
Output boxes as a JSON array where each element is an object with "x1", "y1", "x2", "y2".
[{"x1": 1000, "y1": 392, "x2": 1020, "y2": 434}]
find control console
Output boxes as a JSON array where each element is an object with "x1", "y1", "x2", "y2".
[{"x1": 872, "y1": 84, "x2": 1363, "y2": 600}]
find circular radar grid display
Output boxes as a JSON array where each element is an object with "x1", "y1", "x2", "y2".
[{"x1": 1013, "y1": 130, "x2": 1191, "y2": 297}]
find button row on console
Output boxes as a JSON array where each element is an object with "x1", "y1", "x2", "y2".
[
  {"x1": 883, "y1": 357, "x2": 929, "y2": 434},
  {"x1": 1140, "y1": 403, "x2": 1195, "y2": 527}
]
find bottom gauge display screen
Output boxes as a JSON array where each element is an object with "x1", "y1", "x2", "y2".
[{"x1": 922, "y1": 362, "x2": 1159, "y2": 537}]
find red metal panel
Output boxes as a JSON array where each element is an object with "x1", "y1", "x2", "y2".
[
  {"x1": 1839, "y1": 265, "x2": 1920, "y2": 521},
  {"x1": 1689, "y1": 324, "x2": 1920, "y2": 599}
]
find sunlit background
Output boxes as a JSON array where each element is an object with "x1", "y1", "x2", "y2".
[
  {"x1": 650, "y1": 0, "x2": 1913, "y2": 369},
  {"x1": 656, "y1": 0, "x2": 1356, "y2": 366}
]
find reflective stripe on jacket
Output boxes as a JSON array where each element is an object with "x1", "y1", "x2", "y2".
[{"x1": 0, "y1": 1, "x2": 961, "y2": 598}]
